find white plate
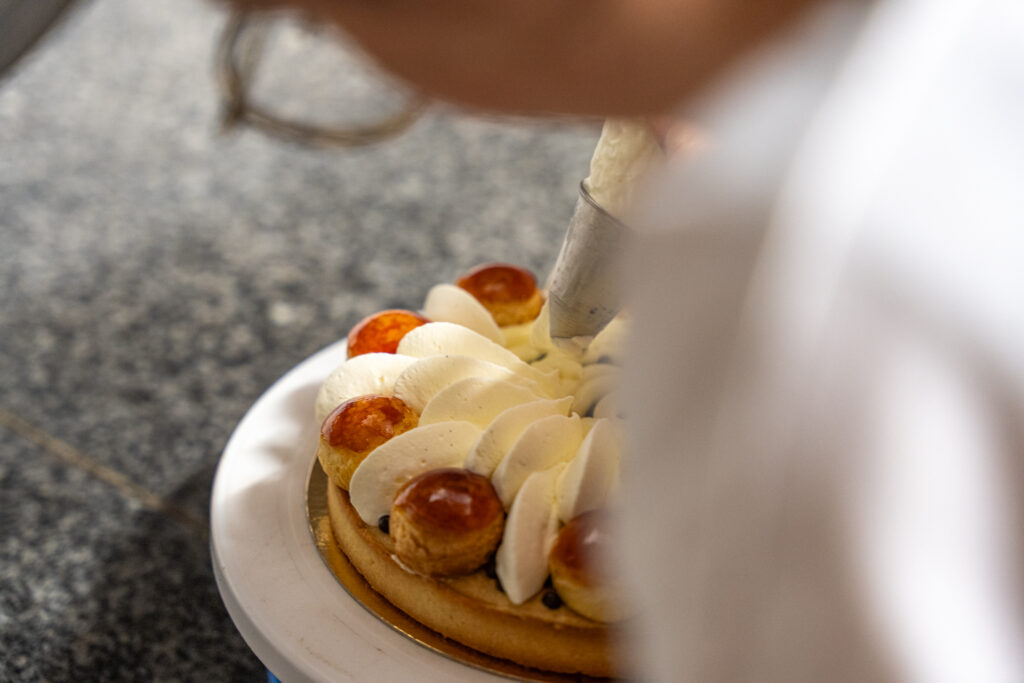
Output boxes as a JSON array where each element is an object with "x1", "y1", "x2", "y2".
[{"x1": 210, "y1": 341, "x2": 510, "y2": 683}]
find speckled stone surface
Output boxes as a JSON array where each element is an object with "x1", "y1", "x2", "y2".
[
  {"x1": 0, "y1": 430, "x2": 262, "y2": 682},
  {"x1": 0, "y1": 0, "x2": 597, "y2": 679}
]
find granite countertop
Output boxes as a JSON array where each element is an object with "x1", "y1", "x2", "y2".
[{"x1": 0, "y1": 1, "x2": 597, "y2": 679}]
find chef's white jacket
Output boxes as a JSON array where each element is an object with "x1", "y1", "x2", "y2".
[{"x1": 621, "y1": 1, "x2": 1024, "y2": 680}]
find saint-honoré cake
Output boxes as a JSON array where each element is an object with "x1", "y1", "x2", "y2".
[{"x1": 313, "y1": 263, "x2": 628, "y2": 677}]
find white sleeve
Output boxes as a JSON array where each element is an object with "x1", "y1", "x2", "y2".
[{"x1": 619, "y1": 0, "x2": 1024, "y2": 680}]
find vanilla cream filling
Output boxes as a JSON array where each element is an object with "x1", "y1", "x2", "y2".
[
  {"x1": 314, "y1": 352, "x2": 417, "y2": 424},
  {"x1": 392, "y1": 354, "x2": 541, "y2": 413},
  {"x1": 422, "y1": 284, "x2": 504, "y2": 345},
  {"x1": 464, "y1": 397, "x2": 574, "y2": 478},
  {"x1": 349, "y1": 420, "x2": 483, "y2": 525},
  {"x1": 418, "y1": 377, "x2": 543, "y2": 428},
  {"x1": 495, "y1": 464, "x2": 563, "y2": 605}
]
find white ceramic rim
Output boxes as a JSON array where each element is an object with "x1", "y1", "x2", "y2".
[{"x1": 210, "y1": 340, "x2": 508, "y2": 683}]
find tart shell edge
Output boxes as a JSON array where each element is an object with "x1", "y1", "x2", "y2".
[{"x1": 325, "y1": 481, "x2": 614, "y2": 678}]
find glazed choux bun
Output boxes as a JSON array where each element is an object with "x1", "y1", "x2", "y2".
[
  {"x1": 390, "y1": 468, "x2": 505, "y2": 577},
  {"x1": 456, "y1": 263, "x2": 544, "y2": 326},
  {"x1": 317, "y1": 395, "x2": 418, "y2": 490},
  {"x1": 347, "y1": 309, "x2": 429, "y2": 357},
  {"x1": 548, "y1": 512, "x2": 630, "y2": 623}
]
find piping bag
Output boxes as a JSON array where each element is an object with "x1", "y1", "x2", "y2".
[{"x1": 546, "y1": 119, "x2": 663, "y2": 353}]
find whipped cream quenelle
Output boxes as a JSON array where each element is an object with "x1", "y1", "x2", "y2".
[
  {"x1": 583, "y1": 118, "x2": 663, "y2": 218},
  {"x1": 316, "y1": 274, "x2": 626, "y2": 606}
]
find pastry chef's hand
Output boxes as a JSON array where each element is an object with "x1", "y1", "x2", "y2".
[{"x1": 223, "y1": 0, "x2": 820, "y2": 115}]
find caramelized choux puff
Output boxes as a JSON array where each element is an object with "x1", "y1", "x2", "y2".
[
  {"x1": 390, "y1": 468, "x2": 505, "y2": 577},
  {"x1": 317, "y1": 395, "x2": 418, "y2": 490},
  {"x1": 548, "y1": 511, "x2": 630, "y2": 622},
  {"x1": 347, "y1": 309, "x2": 429, "y2": 357},
  {"x1": 456, "y1": 263, "x2": 544, "y2": 326}
]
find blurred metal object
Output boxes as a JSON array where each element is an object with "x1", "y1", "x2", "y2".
[
  {"x1": 0, "y1": 0, "x2": 76, "y2": 81},
  {"x1": 216, "y1": 9, "x2": 427, "y2": 148},
  {"x1": 547, "y1": 183, "x2": 626, "y2": 344}
]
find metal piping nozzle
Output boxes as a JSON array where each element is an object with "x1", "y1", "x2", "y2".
[{"x1": 547, "y1": 182, "x2": 627, "y2": 347}]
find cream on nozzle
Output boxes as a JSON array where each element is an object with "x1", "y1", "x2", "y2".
[
  {"x1": 584, "y1": 119, "x2": 663, "y2": 219},
  {"x1": 548, "y1": 119, "x2": 663, "y2": 350}
]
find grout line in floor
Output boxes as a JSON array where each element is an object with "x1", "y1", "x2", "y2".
[{"x1": 0, "y1": 406, "x2": 209, "y2": 538}]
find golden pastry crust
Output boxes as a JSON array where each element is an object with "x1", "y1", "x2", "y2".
[{"x1": 326, "y1": 481, "x2": 615, "y2": 677}]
